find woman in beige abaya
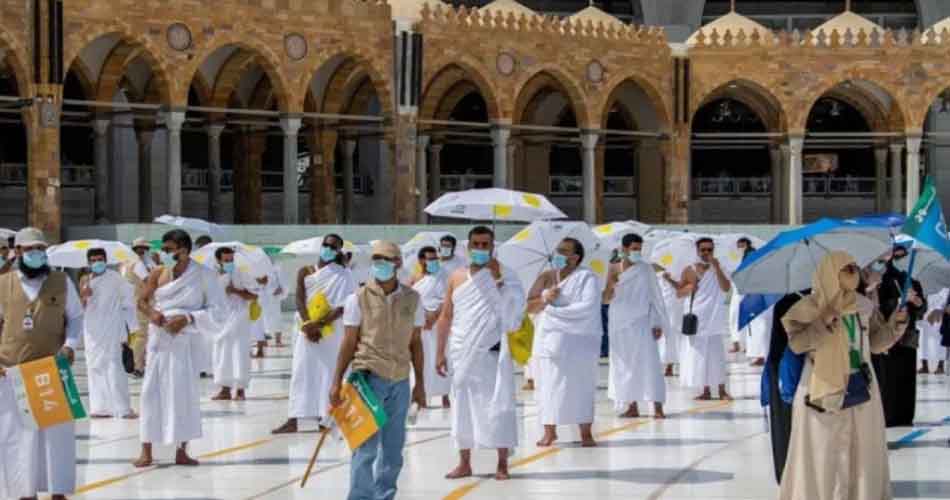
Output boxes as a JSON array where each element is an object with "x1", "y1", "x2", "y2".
[{"x1": 779, "y1": 251, "x2": 907, "y2": 500}]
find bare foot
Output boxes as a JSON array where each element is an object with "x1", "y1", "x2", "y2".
[
  {"x1": 750, "y1": 358, "x2": 765, "y2": 367},
  {"x1": 653, "y1": 403, "x2": 665, "y2": 419},
  {"x1": 132, "y1": 455, "x2": 153, "y2": 468},
  {"x1": 442, "y1": 396, "x2": 451, "y2": 409},
  {"x1": 580, "y1": 437, "x2": 598, "y2": 447},
  {"x1": 495, "y1": 467, "x2": 510, "y2": 480},
  {"x1": 234, "y1": 390, "x2": 246, "y2": 401},
  {"x1": 936, "y1": 367, "x2": 946, "y2": 375},
  {"x1": 445, "y1": 465, "x2": 473, "y2": 479},
  {"x1": 271, "y1": 420, "x2": 298, "y2": 434},
  {"x1": 729, "y1": 342, "x2": 741, "y2": 353},
  {"x1": 536, "y1": 434, "x2": 557, "y2": 447},
  {"x1": 522, "y1": 379, "x2": 535, "y2": 391},
  {"x1": 918, "y1": 366, "x2": 929, "y2": 374},
  {"x1": 211, "y1": 389, "x2": 232, "y2": 401},
  {"x1": 122, "y1": 412, "x2": 139, "y2": 420},
  {"x1": 52, "y1": 495, "x2": 68, "y2": 500},
  {"x1": 175, "y1": 448, "x2": 199, "y2": 466},
  {"x1": 89, "y1": 413, "x2": 112, "y2": 419},
  {"x1": 619, "y1": 407, "x2": 640, "y2": 418},
  {"x1": 664, "y1": 365, "x2": 674, "y2": 377},
  {"x1": 719, "y1": 390, "x2": 733, "y2": 401},
  {"x1": 695, "y1": 392, "x2": 713, "y2": 401}
]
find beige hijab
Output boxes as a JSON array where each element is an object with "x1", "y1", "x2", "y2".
[{"x1": 782, "y1": 251, "x2": 858, "y2": 410}]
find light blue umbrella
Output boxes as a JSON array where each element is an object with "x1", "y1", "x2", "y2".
[
  {"x1": 733, "y1": 218, "x2": 895, "y2": 295},
  {"x1": 737, "y1": 293, "x2": 783, "y2": 331}
]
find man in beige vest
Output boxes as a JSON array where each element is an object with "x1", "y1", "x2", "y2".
[
  {"x1": 120, "y1": 237, "x2": 153, "y2": 377},
  {"x1": 0, "y1": 227, "x2": 84, "y2": 500},
  {"x1": 329, "y1": 240, "x2": 426, "y2": 500}
]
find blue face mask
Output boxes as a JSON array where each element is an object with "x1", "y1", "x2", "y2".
[
  {"x1": 552, "y1": 254, "x2": 568, "y2": 270},
  {"x1": 22, "y1": 250, "x2": 47, "y2": 270},
  {"x1": 425, "y1": 260, "x2": 441, "y2": 274},
  {"x1": 90, "y1": 261, "x2": 107, "y2": 275},
  {"x1": 320, "y1": 246, "x2": 338, "y2": 263},
  {"x1": 626, "y1": 251, "x2": 642, "y2": 264},
  {"x1": 159, "y1": 250, "x2": 177, "y2": 267},
  {"x1": 221, "y1": 262, "x2": 235, "y2": 274},
  {"x1": 470, "y1": 249, "x2": 491, "y2": 266},
  {"x1": 372, "y1": 260, "x2": 396, "y2": 282}
]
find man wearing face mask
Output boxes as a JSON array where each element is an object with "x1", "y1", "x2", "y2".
[
  {"x1": 528, "y1": 237, "x2": 603, "y2": 448},
  {"x1": 0, "y1": 228, "x2": 84, "y2": 500},
  {"x1": 874, "y1": 244, "x2": 926, "y2": 427},
  {"x1": 135, "y1": 230, "x2": 227, "y2": 468},
  {"x1": 121, "y1": 238, "x2": 155, "y2": 377},
  {"x1": 439, "y1": 235, "x2": 467, "y2": 277},
  {"x1": 80, "y1": 248, "x2": 137, "y2": 419},
  {"x1": 436, "y1": 226, "x2": 525, "y2": 481},
  {"x1": 603, "y1": 233, "x2": 670, "y2": 419},
  {"x1": 410, "y1": 246, "x2": 451, "y2": 409},
  {"x1": 272, "y1": 234, "x2": 355, "y2": 435},
  {"x1": 210, "y1": 247, "x2": 257, "y2": 402},
  {"x1": 331, "y1": 240, "x2": 426, "y2": 500},
  {"x1": 669, "y1": 237, "x2": 732, "y2": 401}
]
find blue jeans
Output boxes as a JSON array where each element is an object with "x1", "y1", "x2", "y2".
[{"x1": 348, "y1": 372, "x2": 410, "y2": 500}]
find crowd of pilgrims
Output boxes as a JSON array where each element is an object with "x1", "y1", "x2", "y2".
[{"x1": 0, "y1": 225, "x2": 946, "y2": 500}]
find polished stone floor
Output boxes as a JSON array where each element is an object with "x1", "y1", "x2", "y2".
[{"x1": 66, "y1": 330, "x2": 950, "y2": 500}]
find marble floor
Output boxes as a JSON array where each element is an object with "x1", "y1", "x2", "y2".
[{"x1": 66, "y1": 333, "x2": 950, "y2": 500}]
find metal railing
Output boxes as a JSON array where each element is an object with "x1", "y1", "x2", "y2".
[
  {"x1": 693, "y1": 176, "x2": 883, "y2": 197},
  {"x1": 549, "y1": 176, "x2": 637, "y2": 196},
  {"x1": 0, "y1": 163, "x2": 95, "y2": 187}
]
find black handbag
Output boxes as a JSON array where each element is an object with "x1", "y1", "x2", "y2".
[
  {"x1": 122, "y1": 343, "x2": 135, "y2": 374},
  {"x1": 940, "y1": 294, "x2": 950, "y2": 347},
  {"x1": 682, "y1": 289, "x2": 698, "y2": 336}
]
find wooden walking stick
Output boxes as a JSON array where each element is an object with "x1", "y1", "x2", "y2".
[{"x1": 300, "y1": 427, "x2": 332, "y2": 488}]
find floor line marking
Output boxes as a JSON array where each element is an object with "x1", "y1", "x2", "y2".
[
  {"x1": 892, "y1": 415, "x2": 950, "y2": 447},
  {"x1": 442, "y1": 400, "x2": 733, "y2": 500}
]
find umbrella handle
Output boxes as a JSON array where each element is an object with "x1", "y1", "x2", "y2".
[{"x1": 899, "y1": 248, "x2": 917, "y2": 309}]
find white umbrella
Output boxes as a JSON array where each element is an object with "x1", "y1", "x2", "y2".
[
  {"x1": 401, "y1": 231, "x2": 456, "y2": 262},
  {"x1": 497, "y1": 221, "x2": 603, "y2": 290},
  {"x1": 591, "y1": 220, "x2": 652, "y2": 251},
  {"x1": 425, "y1": 188, "x2": 566, "y2": 222},
  {"x1": 713, "y1": 233, "x2": 766, "y2": 275},
  {"x1": 192, "y1": 242, "x2": 271, "y2": 277},
  {"x1": 650, "y1": 235, "x2": 700, "y2": 281},
  {"x1": 155, "y1": 215, "x2": 225, "y2": 238},
  {"x1": 0, "y1": 228, "x2": 16, "y2": 240},
  {"x1": 46, "y1": 240, "x2": 136, "y2": 268},
  {"x1": 281, "y1": 236, "x2": 361, "y2": 257}
]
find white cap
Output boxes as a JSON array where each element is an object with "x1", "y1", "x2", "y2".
[
  {"x1": 132, "y1": 237, "x2": 150, "y2": 249},
  {"x1": 14, "y1": 227, "x2": 48, "y2": 247}
]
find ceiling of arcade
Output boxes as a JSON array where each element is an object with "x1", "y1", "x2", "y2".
[{"x1": 4, "y1": 0, "x2": 950, "y2": 137}]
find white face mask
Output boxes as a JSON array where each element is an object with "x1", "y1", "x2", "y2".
[{"x1": 439, "y1": 246, "x2": 453, "y2": 258}]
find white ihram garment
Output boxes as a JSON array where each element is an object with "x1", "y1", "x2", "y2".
[
  {"x1": 535, "y1": 268, "x2": 602, "y2": 426},
  {"x1": 411, "y1": 272, "x2": 451, "y2": 399},
  {"x1": 607, "y1": 262, "x2": 670, "y2": 407},
  {"x1": 140, "y1": 262, "x2": 225, "y2": 445},
  {"x1": 213, "y1": 272, "x2": 253, "y2": 389},
  {"x1": 658, "y1": 273, "x2": 683, "y2": 365},
  {"x1": 287, "y1": 263, "x2": 355, "y2": 420},
  {"x1": 262, "y1": 264, "x2": 288, "y2": 334},
  {"x1": 83, "y1": 269, "x2": 136, "y2": 416},
  {"x1": 449, "y1": 268, "x2": 525, "y2": 449},
  {"x1": 679, "y1": 268, "x2": 729, "y2": 388},
  {"x1": 0, "y1": 271, "x2": 83, "y2": 498},
  {"x1": 919, "y1": 288, "x2": 949, "y2": 363}
]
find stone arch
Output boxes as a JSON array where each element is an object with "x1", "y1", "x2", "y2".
[
  {"x1": 66, "y1": 57, "x2": 97, "y2": 101},
  {"x1": 796, "y1": 75, "x2": 907, "y2": 133},
  {"x1": 183, "y1": 36, "x2": 291, "y2": 112},
  {"x1": 420, "y1": 61, "x2": 501, "y2": 121},
  {"x1": 512, "y1": 67, "x2": 590, "y2": 128},
  {"x1": 298, "y1": 50, "x2": 392, "y2": 117},
  {"x1": 189, "y1": 71, "x2": 213, "y2": 106},
  {"x1": 64, "y1": 23, "x2": 174, "y2": 104},
  {"x1": 0, "y1": 25, "x2": 32, "y2": 97},
  {"x1": 693, "y1": 79, "x2": 786, "y2": 133},
  {"x1": 598, "y1": 72, "x2": 670, "y2": 131}
]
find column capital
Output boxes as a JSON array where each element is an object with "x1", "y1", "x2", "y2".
[
  {"x1": 206, "y1": 122, "x2": 226, "y2": 139},
  {"x1": 161, "y1": 110, "x2": 185, "y2": 132},
  {"x1": 429, "y1": 143, "x2": 444, "y2": 154},
  {"x1": 580, "y1": 132, "x2": 599, "y2": 150},
  {"x1": 787, "y1": 134, "x2": 804, "y2": 153},
  {"x1": 92, "y1": 118, "x2": 110, "y2": 136},
  {"x1": 280, "y1": 116, "x2": 302, "y2": 136},
  {"x1": 906, "y1": 135, "x2": 923, "y2": 153},
  {"x1": 491, "y1": 126, "x2": 511, "y2": 145},
  {"x1": 889, "y1": 143, "x2": 904, "y2": 153}
]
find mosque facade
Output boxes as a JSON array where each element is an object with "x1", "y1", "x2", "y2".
[{"x1": 1, "y1": 0, "x2": 950, "y2": 237}]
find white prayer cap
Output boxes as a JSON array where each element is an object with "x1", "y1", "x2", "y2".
[
  {"x1": 14, "y1": 227, "x2": 48, "y2": 247},
  {"x1": 132, "y1": 237, "x2": 150, "y2": 249},
  {"x1": 371, "y1": 240, "x2": 401, "y2": 260}
]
